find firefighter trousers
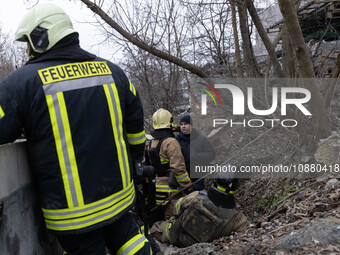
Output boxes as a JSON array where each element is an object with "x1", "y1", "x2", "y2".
[{"x1": 57, "y1": 212, "x2": 151, "y2": 255}]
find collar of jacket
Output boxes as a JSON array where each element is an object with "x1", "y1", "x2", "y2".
[
  {"x1": 151, "y1": 128, "x2": 174, "y2": 139},
  {"x1": 178, "y1": 130, "x2": 190, "y2": 142},
  {"x1": 179, "y1": 128, "x2": 200, "y2": 140},
  {"x1": 26, "y1": 32, "x2": 96, "y2": 64}
]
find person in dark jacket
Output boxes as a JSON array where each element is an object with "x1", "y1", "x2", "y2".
[
  {"x1": 176, "y1": 115, "x2": 215, "y2": 190},
  {"x1": 0, "y1": 3, "x2": 150, "y2": 255}
]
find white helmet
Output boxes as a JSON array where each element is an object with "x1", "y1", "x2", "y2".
[
  {"x1": 15, "y1": 3, "x2": 76, "y2": 53},
  {"x1": 152, "y1": 108, "x2": 173, "y2": 129}
]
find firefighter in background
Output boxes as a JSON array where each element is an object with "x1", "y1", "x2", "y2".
[
  {"x1": 0, "y1": 3, "x2": 150, "y2": 255},
  {"x1": 148, "y1": 108, "x2": 192, "y2": 221}
]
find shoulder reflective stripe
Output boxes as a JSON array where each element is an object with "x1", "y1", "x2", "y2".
[
  {"x1": 46, "y1": 94, "x2": 77, "y2": 207},
  {"x1": 38, "y1": 61, "x2": 112, "y2": 85},
  {"x1": 129, "y1": 81, "x2": 136, "y2": 96},
  {"x1": 127, "y1": 130, "x2": 146, "y2": 145},
  {"x1": 229, "y1": 190, "x2": 235, "y2": 194},
  {"x1": 175, "y1": 173, "x2": 190, "y2": 182},
  {"x1": 43, "y1": 181, "x2": 134, "y2": 218},
  {"x1": 117, "y1": 234, "x2": 148, "y2": 255},
  {"x1": 43, "y1": 75, "x2": 114, "y2": 95},
  {"x1": 103, "y1": 83, "x2": 130, "y2": 188},
  {"x1": 0, "y1": 105, "x2": 5, "y2": 118},
  {"x1": 44, "y1": 184, "x2": 135, "y2": 231}
]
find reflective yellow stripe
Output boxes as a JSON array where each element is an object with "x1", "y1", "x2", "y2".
[
  {"x1": 129, "y1": 81, "x2": 136, "y2": 96},
  {"x1": 160, "y1": 158, "x2": 169, "y2": 164},
  {"x1": 0, "y1": 105, "x2": 5, "y2": 118},
  {"x1": 165, "y1": 221, "x2": 172, "y2": 241},
  {"x1": 111, "y1": 83, "x2": 131, "y2": 185},
  {"x1": 156, "y1": 200, "x2": 169, "y2": 205},
  {"x1": 103, "y1": 83, "x2": 130, "y2": 188},
  {"x1": 46, "y1": 94, "x2": 74, "y2": 207},
  {"x1": 57, "y1": 93, "x2": 84, "y2": 206},
  {"x1": 43, "y1": 181, "x2": 134, "y2": 218},
  {"x1": 217, "y1": 185, "x2": 226, "y2": 192},
  {"x1": 140, "y1": 225, "x2": 151, "y2": 235},
  {"x1": 217, "y1": 185, "x2": 235, "y2": 194},
  {"x1": 155, "y1": 184, "x2": 178, "y2": 193},
  {"x1": 127, "y1": 130, "x2": 146, "y2": 145},
  {"x1": 175, "y1": 197, "x2": 183, "y2": 215},
  {"x1": 175, "y1": 172, "x2": 190, "y2": 182},
  {"x1": 45, "y1": 184, "x2": 135, "y2": 231},
  {"x1": 117, "y1": 234, "x2": 148, "y2": 255}
]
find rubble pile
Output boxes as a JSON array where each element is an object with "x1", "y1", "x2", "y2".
[{"x1": 159, "y1": 178, "x2": 340, "y2": 255}]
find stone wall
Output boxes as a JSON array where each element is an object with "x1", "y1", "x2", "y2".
[{"x1": 0, "y1": 141, "x2": 62, "y2": 255}]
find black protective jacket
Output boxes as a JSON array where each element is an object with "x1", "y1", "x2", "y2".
[
  {"x1": 0, "y1": 34, "x2": 145, "y2": 234},
  {"x1": 176, "y1": 128, "x2": 215, "y2": 172}
]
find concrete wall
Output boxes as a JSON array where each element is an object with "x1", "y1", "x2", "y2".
[{"x1": 0, "y1": 141, "x2": 62, "y2": 255}]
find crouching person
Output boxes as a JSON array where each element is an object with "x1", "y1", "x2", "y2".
[{"x1": 150, "y1": 174, "x2": 249, "y2": 247}]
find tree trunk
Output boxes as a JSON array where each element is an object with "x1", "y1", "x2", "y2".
[
  {"x1": 278, "y1": 0, "x2": 331, "y2": 139},
  {"x1": 323, "y1": 56, "x2": 340, "y2": 111},
  {"x1": 245, "y1": 0, "x2": 284, "y2": 78},
  {"x1": 236, "y1": 1, "x2": 260, "y2": 78},
  {"x1": 281, "y1": 27, "x2": 297, "y2": 78},
  {"x1": 230, "y1": 0, "x2": 244, "y2": 78},
  {"x1": 80, "y1": 0, "x2": 209, "y2": 78}
]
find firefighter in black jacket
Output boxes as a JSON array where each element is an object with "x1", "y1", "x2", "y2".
[{"x1": 0, "y1": 3, "x2": 151, "y2": 255}]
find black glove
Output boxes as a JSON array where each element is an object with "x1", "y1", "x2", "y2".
[{"x1": 168, "y1": 171, "x2": 179, "y2": 189}]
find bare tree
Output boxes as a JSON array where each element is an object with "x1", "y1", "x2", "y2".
[
  {"x1": 245, "y1": 0, "x2": 284, "y2": 78},
  {"x1": 278, "y1": 0, "x2": 331, "y2": 139},
  {"x1": 0, "y1": 27, "x2": 27, "y2": 79},
  {"x1": 236, "y1": 0, "x2": 260, "y2": 77},
  {"x1": 230, "y1": 0, "x2": 243, "y2": 78},
  {"x1": 80, "y1": 0, "x2": 209, "y2": 78},
  {"x1": 123, "y1": 46, "x2": 189, "y2": 117},
  {"x1": 184, "y1": 1, "x2": 233, "y2": 66},
  {"x1": 323, "y1": 56, "x2": 340, "y2": 111}
]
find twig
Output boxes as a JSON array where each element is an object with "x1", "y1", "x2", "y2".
[
  {"x1": 272, "y1": 180, "x2": 324, "y2": 210},
  {"x1": 255, "y1": 180, "x2": 325, "y2": 228},
  {"x1": 268, "y1": 219, "x2": 304, "y2": 235}
]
